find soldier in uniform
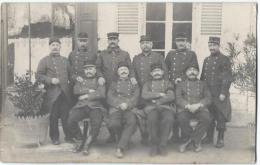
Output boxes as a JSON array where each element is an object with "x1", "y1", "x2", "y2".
[
  {"x1": 106, "y1": 62, "x2": 139, "y2": 158},
  {"x1": 132, "y1": 35, "x2": 168, "y2": 145},
  {"x1": 200, "y1": 37, "x2": 233, "y2": 148},
  {"x1": 68, "y1": 60, "x2": 106, "y2": 155},
  {"x1": 96, "y1": 32, "x2": 137, "y2": 143},
  {"x1": 68, "y1": 32, "x2": 97, "y2": 84},
  {"x1": 176, "y1": 65, "x2": 212, "y2": 153},
  {"x1": 36, "y1": 37, "x2": 72, "y2": 145},
  {"x1": 142, "y1": 63, "x2": 175, "y2": 156},
  {"x1": 165, "y1": 32, "x2": 199, "y2": 142}
]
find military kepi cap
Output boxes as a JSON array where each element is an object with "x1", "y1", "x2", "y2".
[
  {"x1": 83, "y1": 60, "x2": 96, "y2": 68},
  {"x1": 175, "y1": 32, "x2": 187, "y2": 39},
  {"x1": 49, "y1": 37, "x2": 61, "y2": 45},
  {"x1": 150, "y1": 62, "x2": 163, "y2": 71},
  {"x1": 78, "y1": 32, "x2": 88, "y2": 38},
  {"x1": 208, "y1": 36, "x2": 220, "y2": 44},
  {"x1": 140, "y1": 35, "x2": 152, "y2": 42},
  {"x1": 107, "y1": 32, "x2": 119, "y2": 39},
  {"x1": 117, "y1": 61, "x2": 129, "y2": 69},
  {"x1": 185, "y1": 64, "x2": 199, "y2": 73}
]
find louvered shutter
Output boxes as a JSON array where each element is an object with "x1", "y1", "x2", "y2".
[
  {"x1": 201, "y1": 3, "x2": 222, "y2": 35},
  {"x1": 117, "y1": 3, "x2": 139, "y2": 34}
]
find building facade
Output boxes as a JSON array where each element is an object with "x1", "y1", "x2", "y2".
[{"x1": 1, "y1": 2, "x2": 257, "y2": 124}]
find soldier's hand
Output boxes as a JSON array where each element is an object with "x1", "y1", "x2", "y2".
[
  {"x1": 130, "y1": 77, "x2": 138, "y2": 85},
  {"x1": 119, "y1": 103, "x2": 128, "y2": 110},
  {"x1": 98, "y1": 77, "x2": 106, "y2": 86},
  {"x1": 76, "y1": 76, "x2": 83, "y2": 82},
  {"x1": 175, "y1": 78, "x2": 182, "y2": 84},
  {"x1": 159, "y1": 93, "x2": 166, "y2": 97},
  {"x1": 219, "y1": 94, "x2": 226, "y2": 101},
  {"x1": 79, "y1": 94, "x2": 88, "y2": 100},
  {"x1": 51, "y1": 78, "x2": 60, "y2": 85},
  {"x1": 89, "y1": 89, "x2": 95, "y2": 93}
]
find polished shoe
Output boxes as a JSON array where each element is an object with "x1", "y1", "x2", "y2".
[
  {"x1": 179, "y1": 139, "x2": 192, "y2": 153},
  {"x1": 52, "y1": 140, "x2": 60, "y2": 145},
  {"x1": 193, "y1": 142, "x2": 202, "y2": 152},
  {"x1": 149, "y1": 146, "x2": 158, "y2": 156},
  {"x1": 215, "y1": 130, "x2": 225, "y2": 148},
  {"x1": 158, "y1": 146, "x2": 168, "y2": 156},
  {"x1": 216, "y1": 139, "x2": 224, "y2": 148},
  {"x1": 115, "y1": 148, "x2": 124, "y2": 158}
]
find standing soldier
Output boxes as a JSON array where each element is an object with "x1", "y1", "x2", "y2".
[
  {"x1": 106, "y1": 62, "x2": 139, "y2": 158},
  {"x1": 142, "y1": 63, "x2": 175, "y2": 156},
  {"x1": 165, "y1": 32, "x2": 199, "y2": 142},
  {"x1": 36, "y1": 37, "x2": 72, "y2": 145},
  {"x1": 68, "y1": 32, "x2": 97, "y2": 85},
  {"x1": 68, "y1": 60, "x2": 106, "y2": 155},
  {"x1": 132, "y1": 35, "x2": 168, "y2": 145},
  {"x1": 200, "y1": 36, "x2": 233, "y2": 148},
  {"x1": 176, "y1": 65, "x2": 212, "y2": 153},
  {"x1": 96, "y1": 32, "x2": 137, "y2": 142}
]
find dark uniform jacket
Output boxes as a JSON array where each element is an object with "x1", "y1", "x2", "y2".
[
  {"x1": 68, "y1": 49, "x2": 97, "y2": 83},
  {"x1": 72, "y1": 76, "x2": 106, "y2": 111},
  {"x1": 142, "y1": 79, "x2": 175, "y2": 114},
  {"x1": 200, "y1": 52, "x2": 233, "y2": 121},
  {"x1": 96, "y1": 46, "x2": 135, "y2": 86},
  {"x1": 36, "y1": 53, "x2": 72, "y2": 110},
  {"x1": 132, "y1": 52, "x2": 168, "y2": 87},
  {"x1": 165, "y1": 49, "x2": 199, "y2": 82},
  {"x1": 176, "y1": 79, "x2": 212, "y2": 112},
  {"x1": 107, "y1": 78, "x2": 140, "y2": 114}
]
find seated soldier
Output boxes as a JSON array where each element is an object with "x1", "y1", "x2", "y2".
[
  {"x1": 142, "y1": 62, "x2": 175, "y2": 156},
  {"x1": 106, "y1": 62, "x2": 140, "y2": 159},
  {"x1": 68, "y1": 60, "x2": 106, "y2": 155},
  {"x1": 176, "y1": 65, "x2": 212, "y2": 153}
]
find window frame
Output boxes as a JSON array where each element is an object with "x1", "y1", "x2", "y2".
[{"x1": 144, "y1": 3, "x2": 193, "y2": 56}]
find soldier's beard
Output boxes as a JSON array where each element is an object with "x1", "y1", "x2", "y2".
[
  {"x1": 85, "y1": 73, "x2": 95, "y2": 78},
  {"x1": 187, "y1": 74, "x2": 197, "y2": 80}
]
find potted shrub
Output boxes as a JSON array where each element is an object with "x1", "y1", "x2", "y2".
[{"x1": 8, "y1": 71, "x2": 49, "y2": 146}]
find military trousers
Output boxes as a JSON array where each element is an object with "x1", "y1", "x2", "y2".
[
  {"x1": 68, "y1": 106, "x2": 103, "y2": 142},
  {"x1": 49, "y1": 92, "x2": 71, "y2": 142},
  {"x1": 177, "y1": 110, "x2": 212, "y2": 144},
  {"x1": 147, "y1": 109, "x2": 174, "y2": 147},
  {"x1": 208, "y1": 103, "x2": 226, "y2": 131},
  {"x1": 107, "y1": 110, "x2": 137, "y2": 150}
]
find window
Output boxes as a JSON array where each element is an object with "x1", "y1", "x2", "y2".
[
  {"x1": 7, "y1": 3, "x2": 76, "y2": 84},
  {"x1": 172, "y1": 3, "x2": 192, "y2": 49},
  {"x1": 145, "y1": 3, "x2": 193, "y2": 56},
  {"x1": 146, "y1": 3, "x2": 166, "y2": 55}
]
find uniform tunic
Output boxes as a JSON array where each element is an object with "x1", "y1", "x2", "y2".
[
  {"x1": 36, "y1": 53, "x2": 72, "y2": 108},
  {"x1": 165, "y1": 49, "x2": 199, "y2": 82},
  {"x1": 132, "y1": 52, "x2": 168, "y2": 87},
  {"x1": 200, "y1": 52, "x2": 232, "y2": 122},
  {"x1": 68, "y1": 49, "x2": 97, "y2": 82},
  {"x1": 176, "y1": 79, "x2": 212, "y2": 112},
  {"x1": 68, "y1": 76, "x2": 106, "y2": 140},
  {"x1": 142, "y1": 79, "x2": 175, "y2": 114},
  {"x1": 96, "y1": 46, "x2": 135, "y2": 86},
  {"x1": 106, "y1": 78, "x2": 139, "y2": 150}
]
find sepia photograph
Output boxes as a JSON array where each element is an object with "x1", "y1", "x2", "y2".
[{"x1": 0, "y1": 1, "x2": 257, "y2": 164}]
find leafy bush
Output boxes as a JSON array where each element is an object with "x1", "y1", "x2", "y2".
[
  {"x1": 226, "y1": 33, "x2": 256, "y2": 93},
  {"x1": 8, "y1": 71, "x2": 48, "y2": 118}
]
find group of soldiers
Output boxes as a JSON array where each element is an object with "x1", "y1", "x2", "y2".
[{"x1": 36, "y1": 31, "x2": 232, "y2": 158}]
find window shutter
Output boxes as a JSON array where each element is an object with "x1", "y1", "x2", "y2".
[
  {"x1": 200, "y1": 3, "x2": 222, "y2": 35},
  {"x1": 117, "y1": 3, "x2": 139, "y2": 34}
]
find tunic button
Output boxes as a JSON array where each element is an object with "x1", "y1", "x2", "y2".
[
  {"x1": 174, "y1": 58, "x2": 176, "y2": 60},
  {"x1": 173, "y1": 63, "x2": 176, "y2": 65},
  {"x1": 182, "y1": 63, "x2": 185, "y2": 65}
]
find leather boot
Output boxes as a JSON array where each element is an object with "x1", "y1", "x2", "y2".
[
  {"x1": 202, "y1": 122, "x2": 215, "y2": 144},
  {"x1": 216, "y1": 130, "x2": 224, "y2": 148}
]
